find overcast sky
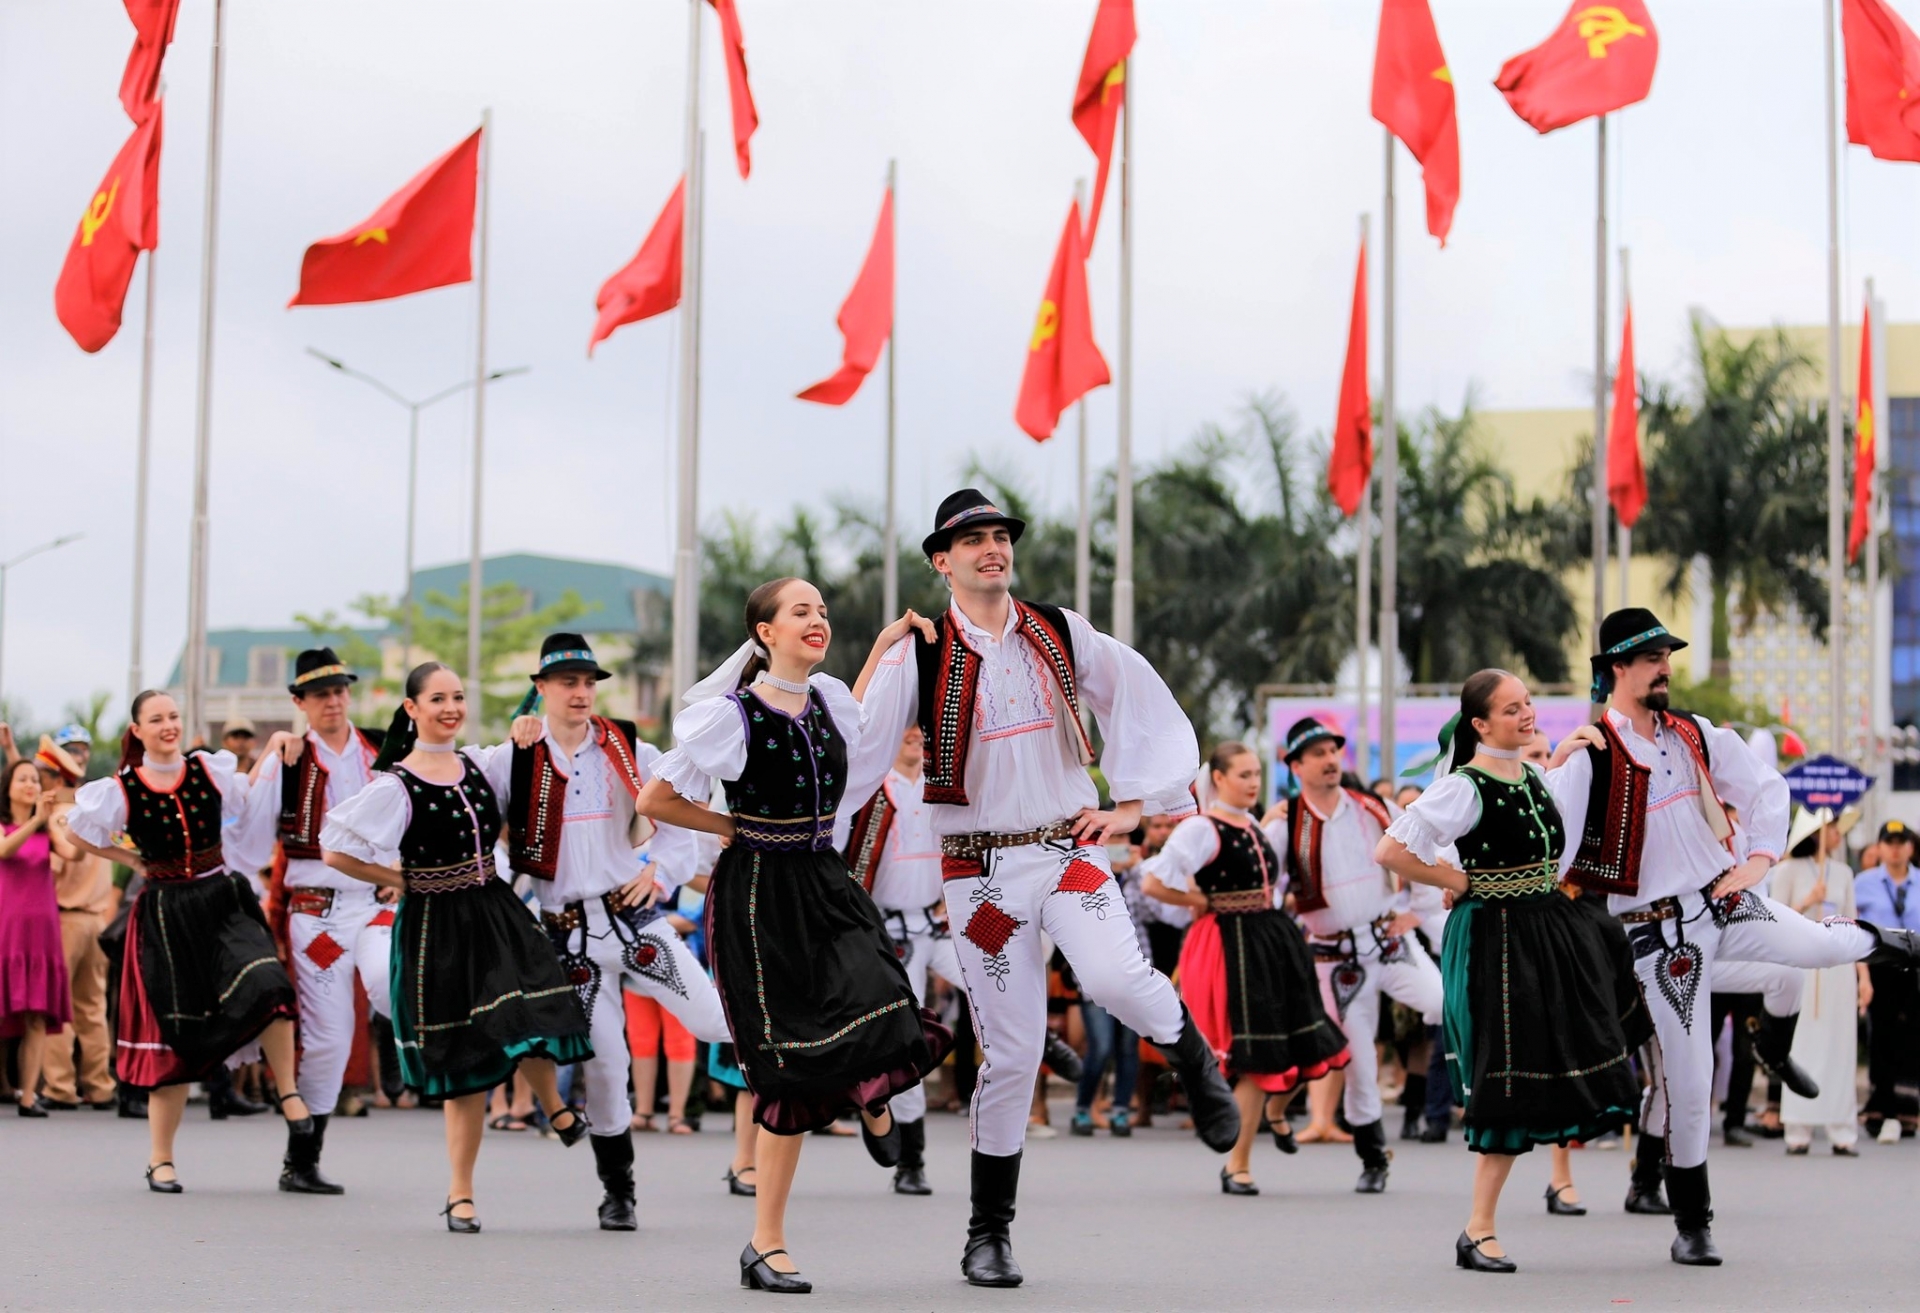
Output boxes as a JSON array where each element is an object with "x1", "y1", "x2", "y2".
[{"x1": 1, "y1": 0, "x2": 1913, "y2": 724}]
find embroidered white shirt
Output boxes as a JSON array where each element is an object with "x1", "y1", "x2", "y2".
[
  {"x1": 1264, "y1": 790, "x2": 1433, "y2": 937},
  {"x1": 231, "y1": 730, "x2": 378, "y2": 892},
  {"x1": 865, "y1": 769, "x2": 944, "y2": 911}
]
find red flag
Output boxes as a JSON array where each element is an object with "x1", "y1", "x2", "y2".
[
  {"x1": 55, "y1": 107, "x2": 163, "y2": 354},
  {"x1": 1851, "y1": 300, "x2": 1877, "y2": 562},
  {"x1": 1606, "y1": 301, "x2": 1645, "y2": 527},
  {"x1": 1843, "y1": 0, "x2": 1920, "y2": 162},
  {"x1": 797, "y1": 187, "x2": 894, "y2": 405},
  {"x1": 1372, "y1": 0, "x2": 1460, "y2": 245},
  {"x1": 1072, "y1": 0, "x2": 1136, "y2": 247},
  {"x1": 1494, "y1": 1, "x2": 1658, "y2": 134},
  {"x1": 288, "y1": 130, "x2": 479, "y2": 308},
  {"x1": 1015, "y1": 199, "x2": 1109, "y2": 442},
  {"x1": 1329, "y1": 237, "x2": 1371, "y2": 517},
  {"x1": 710, "y1": 0, "x2": 760, "y2": 179},
  {"x1": 119, "y1": 1, "x2": 179, "y2": 124},
  {"x1": 589, "y1": 177, "x2": 686, "y2": 355}
]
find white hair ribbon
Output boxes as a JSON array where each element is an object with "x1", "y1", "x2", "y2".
[{"x1": 682, "y1": 639, "x2": 770, "y2": 705}]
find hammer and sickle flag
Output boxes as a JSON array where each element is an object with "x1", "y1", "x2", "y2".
[
  {"x1": 55, "y1": 105, "x2": 162, "y2": 353},
  {"x1": 1015, "y1": 198, "x2": 1109, "y2": 442},
  {"x1": 1495, "y1": 2, "x2": 1658, "y2": 134},
  {"x1": 1842, "y1": 0, "x2": 1920, "y2": 163},
  {"x1": 1071, "y1": 0, "x2": 1135, "y2": 248},
  {"x1": 1372, "y1": 0, "x2": 1460, "y2": 245},
  {"x1": 289, "y1": 129, "x2": 479, "y2": 307}
]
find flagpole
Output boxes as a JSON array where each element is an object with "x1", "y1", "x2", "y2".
[
  {"x1": 883, "y1": 157, "x2": 899, "y2": 621},
  {"x1": 1378, "y1": 130, "x2": 1398, "y2": 782},
  {"x1": 1617, "y1": 245, "x2": 1631, "y2": 609},
  {"x1": 129, "y1": 249, "x2": 157, "y2": 700},
  {"x1": 182, "y1": 0, "x2": 226, "y2": 742},
  {"x1": 672, "y1": 0, "x2": 705, "y2": 704},
  {"x1": 1354, "y1": 213, "x2": 1372, "y2": 780},
  {"x1": 1823, "y1": 0, "x2": 1846, "y2": 756},
  {"x1": 1590, "y1": 115, "x2": 1609, "y2": 672},
  {"x1": 1871, "y1": 282, "x2": 1889, "y2": 784},
  {"x1": 1113, "y1": 52, "x2": 1135, "y2": 647},
  {"x1": 1072, "y1": 177, "x2": 1092, "y2": 622},
  {"x1": 466, "y1": 107, "x2": 493, "y2": 691}
]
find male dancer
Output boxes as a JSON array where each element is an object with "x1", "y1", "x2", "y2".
[
  {"x1": 1550, "y1": 608, "x2": 1920, "y2": 1265},
  {"x1": 231, "y1": 648, "x2": 389, "y2": 1194},
  {"x1": 486, "y1": 633, "x2": 729, "y2": 1231},
  {"x1": 856, "y1": 489, "x2": 1238, "y2": 1288},
  {"x1": 1263, "y1": 717, "x2": 1443, "y2": 1193}
]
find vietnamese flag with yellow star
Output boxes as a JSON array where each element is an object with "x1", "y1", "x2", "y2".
[
  {"x1": 1851, "y1": 299, "x2": 1877, "y2": 562},
  {"x1": 1495, "y1": 1, "x2": 1658, "y2": 134},
  {"x1": 1015, "y1": 198, "x2": 1109, "y2": 442},
  {"x1": 1072, "y1": 0, "x2": 1134, "y2": 247},
  {"x1": 54, "y1": 106, "x2": 163, "y2": 353},
  {"x1": 1372, "y1": 0, "x2": 1459, "y2": 245},
  {"x1": 288, "y1": 129, "x2": 479, "y2": 307}
]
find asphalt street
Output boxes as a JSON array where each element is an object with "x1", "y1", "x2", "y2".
[{"x1": 3, "y1": 1101, "x2": 1916, "y2": 1311}]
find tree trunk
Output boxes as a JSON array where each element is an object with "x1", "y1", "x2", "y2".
[{"x1": 1710, "y1": 567, "x2": 1732, "y2": 683}]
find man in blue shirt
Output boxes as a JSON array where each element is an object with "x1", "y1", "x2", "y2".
[{"x1": 1857, "y1": 820, "x2": 1920, "y2": 1143}]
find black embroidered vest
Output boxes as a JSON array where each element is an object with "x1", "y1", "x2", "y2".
[
  {"x1": 728, "y1": 687, "x2": 847, "y2": 853},
  {"x1": 1285, "y1": 788, "x2": 1393, "y2": 913},
  {"x1": 279, "y1": 727, "x2": 384, "y2": 860},
  {"x1": 1455, "y1": 767, "x2": 1563, "y2": 900},
  {"x1": 506, "y1": 716, "x2": 646, "y2": 880},
  {"x1": 1192, "y1": 816, "x2": 1282, "y2": 915},
  {"x1": 1565, "y1": 711, "x2": 1715, "y2": 897},
  {"x1": 396, "y1": 758, "x2": 503, "y2": 894},
  {"x1": 119, "y1": 754, "x2": 226, "y2": 881}
]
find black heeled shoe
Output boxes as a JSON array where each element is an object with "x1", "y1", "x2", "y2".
[
  {"x1": 740, "y1": 1241, "x2": 812, "y2": 1293},
  {"x1": 1263, "y1": 1097, "x2": 1299, "y2": 1154},
  {"x1": 725, "y1": 1166, "x2": 758, "y2": 1197},
  {"x1": 145, "y1": 1162, "x2": 183, "y2": 1194},
  {"x1": 1545, "y1": 1184, "x2": 1588, "y2": 1216},
  {"x1": 1219, "y1": 1167, "x2": 1259, "y2": 1196},
  {"x1": 1455, "y1": 1232, "x2": 1516, "y2": 1272},
  {"x1": 442, "y1": 1197, "x2": 481, "y2": 1234},
  {"x1": 860, "y1": 1112, "x2": 902, "y2": 1168},
  {"x1": 18, "y1": 1098, "x2": 49, "y2": 1118},
  {"x1": 548, "y1": 1106, "x2": 591, "y2": 1148}
]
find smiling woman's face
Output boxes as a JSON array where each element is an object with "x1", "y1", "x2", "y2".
[
  {"x1": 404, "y1": 668, "x2": 467, "y2": 742},
  {"x1": 755, "y1": 580, "x2": 832, "y2": 669}
]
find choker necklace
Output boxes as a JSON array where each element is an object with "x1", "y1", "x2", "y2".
[
  {"x1": 1476, "y1": 744, "x2": 1523, "y2": 761},
  {"x1": 753, "y1": 672, "x2": 811, "y2": 695},
  {"x1": 415, "y1": 741, "x2": 458, "y2": 754},
  {"x1": 142, "y1": 758, "x2": 184, "y2": 772}
]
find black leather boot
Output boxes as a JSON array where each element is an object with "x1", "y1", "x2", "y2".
[
  {"x1": 1746, "y1": 1013, "x2": 1820, "y2": 1100},
  {"x1": 1665, "y1": 1163, "x2": 1722, "y2": 1266},
  {"x1": 279, "y1": 1113, "x2": 345, "y2": 1194},
  {"x1": 1624, "y1": 1131, "x2": 1671, "y2": 1214},
  {"x1": 1042, "y1": 1031, "x2": 1085, "y2": 1083},
  {"x1": 961, "y1": 1151, "x2": 1023, "y2": 1287},
  {"x1": 1860, "y1": 919, "x2": 1920, "y2": 968},
  {"x1": 591, "y1": 1131, "x2": 638, "y2": 1231},
  {"x1": 893, "y1": 1118, "x2": 932, "y2": 1196},
  {"x1": 1352, "y1": 1120, "x2": 1391, "y2": 1193},
  {"x1": 1156, "y1": 1004, "x2": 1241, "y2": 1153}
]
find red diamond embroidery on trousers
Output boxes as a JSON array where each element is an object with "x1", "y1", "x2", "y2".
[
  {"x1": 963, "y1": 902, "x2": 1022, "y2": 958},
  {"x1": 1056, "y1": 860, "x2": 1107, "y2": 896},
  {"x1": 304, "y1": 932, "x2": 346, "y2": 971}
]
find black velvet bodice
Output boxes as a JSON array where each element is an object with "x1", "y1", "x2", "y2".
[{"x1": 727, "y1": 688, "x2": 847, "y2": 853}]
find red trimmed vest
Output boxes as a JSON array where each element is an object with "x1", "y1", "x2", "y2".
[
  {"x1": 1285, "y1": 788, "x2": 1393, "y2": 914},
  {"x1": 841, "y1": 781, "x2": 898, "y2": 893},
  {"x1": 506, "y1": 716, "x2": 647, "y2": 881},
  {"x1": 120, "y1": 753, "x2": 227, "y2": 881},
  {"x1": 278, "y1": 728, "x2": 383, "y2": 860},
  {"x1": 1565, "y1": 711, "x2": 1717, "y2": 897},
  {"x1": 913, "y1": 601, "x2": 1092, "y2": 808}
]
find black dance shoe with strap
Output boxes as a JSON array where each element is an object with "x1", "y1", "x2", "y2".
[
  {"x1": 725, "y1": 1166, "x2": 758, "y2": 1197},
  {"x1": 1545, "y1": 1184, "x2": 1587, "y2": 1216},
  {"x1": 1455, "y1": 1232, "x2": 1517, "y2": 1272},
  {"x1": 442, "y1": 1198, "x2": 481, "y2": 1234},
  {"x1": 547, "y1": 1106, "x2": 591, "y2": 1148},
  {"x1": 860, "y1": 1110, "x2": 902, "y2": 1168},
  {"x1": 1219, "y1": 1167, "x2": 1259, "y2": 1196},
  {"x1": 740, "y1": 1242, "x2": 812, "y2": 1294},
  {"x1": 145, "y1": 1161, "x2": 183, "y2": 1194}
]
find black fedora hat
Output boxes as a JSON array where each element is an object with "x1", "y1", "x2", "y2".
[
  {"x1": 1283, "y1": 716, "x2": 1345, "y2": 764},
  {"x1": 532, "y1": 632, "x2": 613, "y2": 682},
  {"x1": 922, "y1": 488, "x2": 1027, "y2": 559},
  {"x1": 1590, "y1": 607, "x2": 1688, "y2": 700},
  {"x1": 289, "y1": 647, "x2": 357, "y2": 694}
]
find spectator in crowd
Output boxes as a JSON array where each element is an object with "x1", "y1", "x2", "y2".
[
  {"x1": 38, "y1": 732, "x2": 119, "y2": 1110},
  {"x1": 0, "y1": 756, "x2": 74, "y2": 1115},
  {"x1": 1857, "y1": 819, "x2": 1920, "y2": 1143},
  {"x1": 1394, "y1": 784, "x2": 1423, "y2": 810},
  {"x1": 220, "y1": 718, "x2": 258, "y2": 773},
  {"x1": 1772, "y1": 809, "x2": 1866, "y2": 1155}
]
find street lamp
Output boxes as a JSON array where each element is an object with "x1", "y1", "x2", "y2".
[
  {"x1": 307, "y1": 349, "x2": 529, "y2": 668},
  {"x1": 0, "y1": 533, "x2": 85, "y2": 709}
]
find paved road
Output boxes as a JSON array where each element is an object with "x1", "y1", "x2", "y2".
[{"x1": 4, "y1": 1101, "x2": 1916, "y2": 1310}]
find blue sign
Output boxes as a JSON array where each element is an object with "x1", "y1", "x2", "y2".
[{"x1": 1782, "y1": 755, "x2": 1874, "y2": 810}]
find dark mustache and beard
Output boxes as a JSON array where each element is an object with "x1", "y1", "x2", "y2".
[{"x1": 1641, "y1": 680, "x2": 1671, "y2": 713}]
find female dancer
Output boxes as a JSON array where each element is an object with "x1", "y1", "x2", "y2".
[
  {"x1": 0, "y1": 758, "x2": 72, "y2": 1115},
  {"x1": 1142, "y1": 742, "x2": 1350, "y2": 1194},
  {"x1": 1375, "y1": 670, "x2": 1649, "y2": 1272},
  {"x1": 319, "y1": 662, "x2": 592, "y2": 1232},
  {"x1": 636, "y1": 579, "x2": 950, "y2": 1294},
  {"x1": 65, "y1": 691, "x2": 303, "y2": 1191}
]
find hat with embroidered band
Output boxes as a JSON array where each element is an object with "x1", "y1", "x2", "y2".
[
  {"x1": 922, "y1": 488, "x2": 1027, "y2": 559},
  {"x1": 532, "y1": 632, "x2": 613, "y2": 682},
  {"x1": 1589, "y1": 607, "x2": 1689, "y2": 702},
  {"x1": 1282, "y1": 716, "x2": 1345, "y2": 764},
  {"x1": 289, "y1": 647, "x2": 358, "y2": 694}
]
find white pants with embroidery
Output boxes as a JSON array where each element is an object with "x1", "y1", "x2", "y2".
[
  {"x1": 1629, "y1": 888, "x2": 1872, "y2": 1168},
  {"x1": 289, "y1": 885, "x2": 393, "y2": 1116},
  {"x1": 1310, "y1": 928, "x2": 1443, "y2": 1129},
  {"x1": 945, "y1": 839, "x2": 1184, "y2": 1158}
]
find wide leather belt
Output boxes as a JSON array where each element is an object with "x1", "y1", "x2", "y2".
[
  {"x1": 289, "y1": 888, "x2": 335, "y2": 917},
  {"x1": 1620, "y1": 897, "x2": 1682, "y2": 924},
  {"x1": 145, "y1": 846, "x2": 226, "y2": 883},
  {"x1": 1208, "y1": 887, "x2": 1272, "y2": 916},
  {"x1": 939, "y1": 820, "x2": 1076, "y2": 860},
  {"x1": 405, "y1": 854, "x2": 497, "y2": 894}
]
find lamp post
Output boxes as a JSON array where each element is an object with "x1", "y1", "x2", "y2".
[
  {"x1": 0, "y1": 534, "x2": 85, "y2": 707},
  {"x1": 307, "y1": 349, "x2": 528, "y2": 667}
]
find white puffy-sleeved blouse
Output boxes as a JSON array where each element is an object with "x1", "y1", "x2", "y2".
[
  {"x1": 67, "y1": 750, "x2": 249, "y2": 860},
  {"x1": 1383, "y1": 765, "x2": 1574, "y2": 877},
  {"x1": 653, "y1": 674, "x2": 887, "y2": 808}
]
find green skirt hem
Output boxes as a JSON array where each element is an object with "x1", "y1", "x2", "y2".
[
  {"x1": 403, "y1": 1032, "x2": 595, "y2": 1101},
  {"x1": 1464, "y1": 1105, "x2": 1637, "y2": 1156}
]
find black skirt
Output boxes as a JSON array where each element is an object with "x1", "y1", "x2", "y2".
[
  {"x1": 706, "y1": 845, "x2": 951, "y2": 1134},
  {"x1": 390, "y1": 877, "x2": 592, "y2": 1100},
  {"x1": 1180, "y1": 908, "x2": 1350, "y2": 1088},
  {"x1": 119, "y1": 873, "x2": 296, "y2": 1089},
  {"x1": 1442, "y1": 889, "x2": 1652, "y2": 1154}
]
